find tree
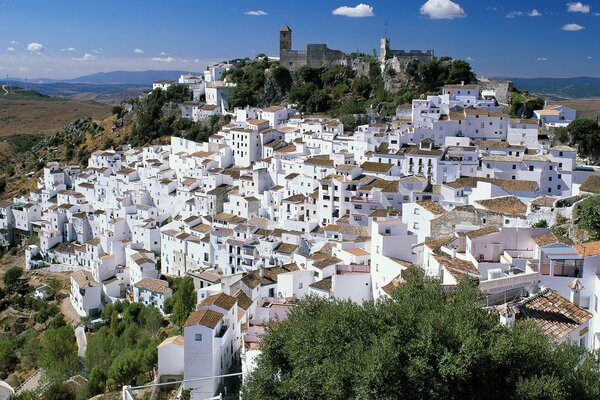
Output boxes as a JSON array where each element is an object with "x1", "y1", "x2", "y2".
[
  {"x1": 577, "y1": 195, "x2": 600, "y2": 239},
  {"x1": 446, "y1": 60, "x2": 475, "y2": 84},
  {"x1": 43, "y1": 382, "x2": 75, "y2": 400},
  {"x1": 111, "y1": 105, "x2": 123, "y2": 117},
  {"x1": 171, "y1": 277, "x2": 196, "y2": 326},
  {"x1": 108, "y1": 349, "x2": 143, "y2": 386},
  {"x1": 3, "y1": 267, "x2": 29, "y2": 295},
  {"x1": 243, "y1": 271, "x2": 600, "y2": 400},
  {"x1": 40, "y1": 326, "x2": 79, "y2": 381},
  {"x1": 553, "y1": 126, "x2": 569, "y2": 144},
  {"x1": 566, "y1": 119, "x2": 600, "y2": 161},
  {"x1": 532, "y1": 219, "x2": 548, "y2": 228}
]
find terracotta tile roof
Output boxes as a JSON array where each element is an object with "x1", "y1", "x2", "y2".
[
  {"x1": 184, "y1": 309, "x2": 223, "y2": 329},
  {"x1": 515, "y1": 288, "x2": 591, "y2": 341},
  {"x1": 134, "y1": 277, "x2": 171, "y2": 294},
  {"x1": 360, "y1": 161, "x2": 393, "y2": 173},
  {"x1": 466, "y1": 225, "x2": 500, "y2": 239},
  {"x1": 200, "y1": 292, "x2": 237, "y2": 311},
  {"x1": 381, "y1": 273, "x2": 405, "y2": 296},
  {"x1": 71, "y1": 270, "x2": 98, "y2": 289},
  {"x1": 304, "y1": 155, "x2": 334, "y2": 167},
  {"x1": 416, "y1": 200, "x2": 446, "y2": 215},
  {"x1": 475, "y1": 196, "x2": 527, "y2": 216},
  {"x1": 532, "y1": 232, "x2": 573, "y2": 247},
  {"x1": 579, "y1": 175, "x2": 600, "y2": 194},
  {"x1": 574, "y1": 240, "x2": 600, "y2": 257},
  {"x1": 241, "y1": 263, "x2": 299, "y2": 289},
  {"x1": 158, "y1": 335, "x2": 184, "y2": 348},
  {"x1": 309, "y1": 277, "x2": 332, "y2": 291},
  {"x1": 313, "y1": 256, "x2": 342, "y2": 270},
  {"x1": 274, "y1": 242, "x2": 299, "y2": 254},
  {"x1": 433, "y1": 252, "x2": 478, "y2": 282},
  {"x1": 531, "y1": 196, "x2": 557, "y2": 208},
  {"x1": 444, "y1": 176, "x2": 538, "y2": 192},
  {"x1": 234, "y1": 290, "x2": 253, "y2": 311},
  {"x1": 424, "y1": 235, "x2": 457, "y2": 251}
]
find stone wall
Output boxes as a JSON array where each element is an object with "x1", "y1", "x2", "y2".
[{"x1": 480, "y1": 80, "x2": 514, "y2": 106}]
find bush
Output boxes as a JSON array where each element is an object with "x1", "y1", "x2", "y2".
[{"x1": 532, "y1": 220, "x2": 548, "y2": 228}]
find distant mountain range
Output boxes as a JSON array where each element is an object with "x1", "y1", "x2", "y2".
[
  {"x1": 491, "y1": 77, "x2": 600, "y2": 100},
  {"x1": 6, "y1": 70, "x2": 205, "y2": 104},
  {"x1": 23, "y1": 70, "x2": 202, "y2": 85}
]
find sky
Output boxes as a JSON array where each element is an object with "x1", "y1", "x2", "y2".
[{"x1": 0, "y1": 0, "x2": 598, "y2": 80}]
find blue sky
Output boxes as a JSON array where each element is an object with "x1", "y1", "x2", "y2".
[{"x1": 0, "y1": 0, "x2": 598, "y2": 79}]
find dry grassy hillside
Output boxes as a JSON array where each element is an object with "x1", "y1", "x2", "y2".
[
  {"x1": 555, "y1": 98, "x2": 600, "y2": 120},
  {"x1": 0, "y1": 94, "x2": 111, "y2": 136}
]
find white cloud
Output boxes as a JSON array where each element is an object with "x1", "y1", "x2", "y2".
[
  {"x1": 60, "y1": 47, "x2": 77, "y2": 52},
  {"x1": 244, "y1": 10, "x2": 267, "y2": 16},
  {"x1": 160, "y1": 51, "x2": 168, "y2": 56},
  {"x1": 567, "y1": 2, "x2": 590, "y2": 13},
  {"x1": 194, "y1": 59, "x2": 200, "y2": 63},
  {"x1": 562, "y1": 23, "x2": 585, "y2": 30},
  {"x1": 18, "y1": 66, "x2": 30, "y2": 72},
  {"x1": 537, "y1": 57, "x2": 548, "y2": 62},
  {"x1": 6, "y1": 47, "x2": 15, "y2": 52},
  {"x1": 93, "y1": 48, "x2": 103, "y2": 54},
  {"x1": 152, "y1": 56, "x2": 175, "y2": 63},
  {"x1": 465, "y1": 56, "x2": 474, "y2": 61},
  {"x1": 332, "y1": 3, "x2": 374, "y2": 18},
  {"x1": 133, "y1": 48, "x2": 144, "y2": 54},
  {"x1": 506, "y1": 9, "x2": 542, "y2": 18},
  {"x1": 10, "y1": 40, "x2": 16, "y2": 44},
  {"x1": 27, "y1": 42, "x2": 44, "y2": 53},
  {"x1": 588, "y1": 56, "x2": 593, "y2": 59},
  {"x1": 72, "y1": 53, "x2": 97, "y2": 61},
  {"x1": 420, "y1": 0, "x2": 465, "y2": 20}
]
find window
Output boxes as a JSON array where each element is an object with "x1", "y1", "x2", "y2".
[
  {"x1": 413, "y1": 222, "x2": 419, "y2": 230},
  {"x1": 512, "y1": 164, "x2": 516, "y2": 170},
  {"x1": 559, "y1": 151, "x2": 563, "y2": 157},
  {"x1": 528, "y1": 166, "x2": 534, "y2": 171},
  {"x1": 299, "y1": 282, "x2": 303, "y2": 289},
  {"x1": 195, "y1": 333, "x2": 203, "y2": 342},
  {"x1": 414, "y1": 208, "x2": 420, "y2": 215}
]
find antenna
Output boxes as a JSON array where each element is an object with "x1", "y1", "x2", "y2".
[{"x1": 384, "y1": 21, "x2": 388, "y2": 39}]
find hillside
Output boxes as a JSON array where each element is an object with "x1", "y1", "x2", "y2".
[
  {"x1": 492, "y1": 77, "x2": 600, "y2": 100},
  {"x1": 0, "y1": 89, "x2": 111, "y2": 136},
  {"x1": 8, "y1": 81, "x2": 148, "y2": 104}
]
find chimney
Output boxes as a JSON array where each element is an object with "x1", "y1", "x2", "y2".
[
  {"x1": 259, "y1": 267, "x2": 264, "y2": 278},
  {"x1": 499, "y1": 305, "x2": 516, "y2": 327},
  {"x1": 460, "y1": 81, "x2": 464, "y2": 86},
  {"x1": 568, "y1": 279, "x2": 584, "y2": 307}
]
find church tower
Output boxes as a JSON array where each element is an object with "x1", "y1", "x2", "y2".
[{"x1": 280, "y1": 25, "x2": 292, "y2": 56}]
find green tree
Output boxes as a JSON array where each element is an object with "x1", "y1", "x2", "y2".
[
  {"x1": 577, "y1": 195, "x2": 600, "y2": 239},
  {"x1": 171, "y1": 277, "x2": 196, "y2": 326},
  {"x1": 40, "y1": 326, "x2": 79, "y2": 381},
  {"x1": 446, "y1": 60, "x2": 475, "y2": 84},
  {"x1": 43, "y1": 382, "x2": 75, "y2": 400},
  {"x1": 108, "y1": 349, "x2": 143, "y2": 386},
  {"x1": 553, "y1": 126, "x2": 569, "y2": 144},
  {"x1": 3, "y1": 267, "x2": 29, "y2": 295},
  {"x1": 566, "y1": 119, "x2": 600, "y2": 161},
  {"x1": 243, "y1": 271, "x2": 600, "y2": 400},
  {"x1": 532, "y1": 219, "x2": 548, "y2": 228}
]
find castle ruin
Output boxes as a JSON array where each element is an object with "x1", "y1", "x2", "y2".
[
  {"x1": 379, "y1": 37, "x2": 434, "y2": 66},
  {"x1": 279, "y1": 25, "x2": 349, "y2": 69}
]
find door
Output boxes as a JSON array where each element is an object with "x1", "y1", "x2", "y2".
[{"x1": 492, "y1": 244, "x2": 500, "y2": 262}]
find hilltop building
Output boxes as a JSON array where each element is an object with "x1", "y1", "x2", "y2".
[
  {"x1": 379, "y1": 37, "x2": 434, "y2": 65},
  {"x1": 279, "y1": 25, "x2": 349, "y2": 69}
]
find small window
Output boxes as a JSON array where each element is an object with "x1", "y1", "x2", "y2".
[{"x1": 195, "y1": 333, "x2": 203, "y2": 342}]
